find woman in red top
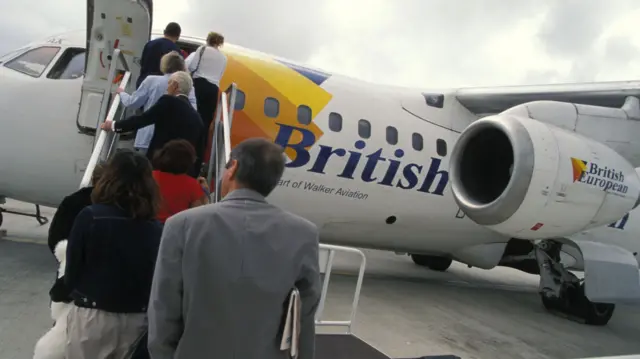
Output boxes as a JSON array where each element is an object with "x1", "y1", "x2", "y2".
[{"x1": 152, "y1": 139, "x2": 210, "y2": 223}]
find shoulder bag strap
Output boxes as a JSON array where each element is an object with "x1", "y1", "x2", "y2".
[{"x1": 190, "y1": 46, "x2": 206, "y2": 77}]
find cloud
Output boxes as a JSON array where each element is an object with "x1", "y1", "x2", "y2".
[{"x1": 2, "y1": 0, "x2": 640, "y2": 88}]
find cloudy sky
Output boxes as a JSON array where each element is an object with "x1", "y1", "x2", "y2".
[{"x1": 2, "y1": 0, "x2": 640, "y2": 89}]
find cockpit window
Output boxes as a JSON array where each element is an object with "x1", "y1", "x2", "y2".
[
  {"x1": 4, "y1": 46, "x2": 60, "y2": 78},
  {"x1": 0, "y1": 46, "x2": 29, "y2": 64},
  {"x1": 47, "y1": 48, "x2": 86, "y2": 79}
]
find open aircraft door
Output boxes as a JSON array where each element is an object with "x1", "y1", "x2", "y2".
[
  {"x1": 207, "y1": 84, "x2": 239, "y2": 202},
  {"x1": 75, "y1": 0, "x2": 153, "y2": 138}
]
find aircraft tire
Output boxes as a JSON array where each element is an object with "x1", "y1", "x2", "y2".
[
  {"x1": 540, "y1": 283, "x2": 615, "y2": 326},
  {"x1": 540, "y1": 294, "x2": 559, "y2": 311},
  {"x1": 410, "y1": 254, "x2": 452, "y2": 271},
  {"x1": 571, "y1": 283, "x2": 615, "y2": 326}
]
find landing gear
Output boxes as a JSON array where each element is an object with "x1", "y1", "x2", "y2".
[
  {"x1": 0, "y1": 197, "x2": 49, "y2": 229},
  {"x1": 410, "y1": 254, "x2": 453, "y2": 271},
  {"x1": 536, "y1": 240, "x2": 615, "y2": 326}
]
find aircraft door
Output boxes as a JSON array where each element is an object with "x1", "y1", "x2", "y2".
[
  {"x1": 208, "y1": 84, "x2": 239, "y2": 202},
  {"x1": 76, "y1": 0, "x2": 153, "y2": 135}
]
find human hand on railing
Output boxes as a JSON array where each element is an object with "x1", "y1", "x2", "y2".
[
  {"x1": 116, "y1": 88, "x2": 124, "y2": 94},
  {"x1": 100, "y1": 120, "x2": 114, "y2": 131},
  {"x1": 197, "y1": 177, "x2": 210, "y2": 191}
]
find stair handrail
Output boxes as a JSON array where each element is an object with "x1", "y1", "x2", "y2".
[
  {"x1": 210, "y1": 92, "x2": 231, "y2": 202},
  {"x1": 206, "y1": 96, "x2": 224, "y2": 187},
  {"x1": 226, "y1": 83, "x2": 238, "y2": 129},
  {"x1": 221, "y1": 93, "x2": 232, "y2": 164},
  {"x1": 206, "y1": 84, "x2": 238, "y2": 190},
  {"x1": 94, "y1": 49, "x2": 129, "y2": 143},
  {"x1": 80, "y1": 54, "x2": 131, "y2": 188}
]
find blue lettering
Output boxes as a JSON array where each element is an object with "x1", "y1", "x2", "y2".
[
  {"x1": 273, "y1": 123, "x2": 449, "y2": 196},
  {"x1": 397, "y1": 163, "x2": 423, "y2": 190},
  {"x1": 379, "y1": 149, "x2": 404, "y2": 186},
  {"x1": 361, "y1": 149, "x2": 386, "y2": 183},
  {"x1": 309, "y1": 145, "x2": 346, "y2": 174},
  {"x1": 338, "y1": 141, "x2": 365, "y2": 179},
  {"x1": 274, "y1": 123, "x2": 315, "y2": 168},
  {"x1": 418, "y1": 158, "x2": 449, "y2": 196}
]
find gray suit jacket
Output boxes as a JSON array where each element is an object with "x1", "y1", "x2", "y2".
[{"x1": 147, "y1": 188, "x2": 322, "y2": 359}]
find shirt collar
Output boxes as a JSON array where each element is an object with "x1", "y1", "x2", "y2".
[{"x1": 220, "y1": 188, "x2": 267, "y2": 203}]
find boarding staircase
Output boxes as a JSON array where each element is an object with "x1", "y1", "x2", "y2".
[{"x1": 79, "y1": 47, "x2": 237, "y2": 204}]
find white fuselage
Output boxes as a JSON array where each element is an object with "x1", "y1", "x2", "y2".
[{"x1": 0, "y1": 30, "x2": 639, "y2": 270}]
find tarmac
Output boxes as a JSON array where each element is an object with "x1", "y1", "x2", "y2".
[{"x1": 2, "y1": 199, "x2": 640, "y2": 359}]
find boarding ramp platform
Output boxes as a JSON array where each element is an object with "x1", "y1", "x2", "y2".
[{"x1": 316, "y1": 244, "x2": 460, "y2": 359}]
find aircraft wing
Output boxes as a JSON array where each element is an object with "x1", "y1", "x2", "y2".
[{"x1": 455, "y1": 80, "x2": 640, "y2": 116}]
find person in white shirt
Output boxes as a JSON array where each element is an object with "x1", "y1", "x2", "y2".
[{"x1": 186, "y1": 32, "x2": 228, "y2": 138}]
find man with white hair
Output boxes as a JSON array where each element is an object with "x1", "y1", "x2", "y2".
[
  {"x1": 117, "y1": 51, "x2": 198, "y2": 154},
  {"x1": 102, "y1": 71, "x2": 205, "y2": 177}
]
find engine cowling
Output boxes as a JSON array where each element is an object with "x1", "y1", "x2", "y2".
[{"x1": 449, "y1": 114, "x2": 640, "y2": 239}]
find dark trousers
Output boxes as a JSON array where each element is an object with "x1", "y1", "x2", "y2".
[
  {"x1": 193, "y1": 78, "x2": 219, "y2": 169},
  {"x1": 193, "y1": 77, "x2": 219, "y2": 135}
]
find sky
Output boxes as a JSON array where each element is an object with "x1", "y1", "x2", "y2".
[{"x1": 1, "y1": 0, "x2": 640, "y2": 89}]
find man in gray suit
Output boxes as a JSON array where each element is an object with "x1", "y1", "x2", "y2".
[{"x1": 147, "y1": 138, "x2": 322, "y2": 359}]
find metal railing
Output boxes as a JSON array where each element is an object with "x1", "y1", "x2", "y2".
[
  {"x1": 206, "y1": 83, "x2": 238, "y2": 202},
  {"x1": 315, "y1": 244, "x2": 367, "y2": 334},
  {"x1": 79, "y1": 48, "x2": 131, "y2": 188}
]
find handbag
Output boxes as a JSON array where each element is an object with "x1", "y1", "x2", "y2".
[{"x1": 189, "y1": 45, "x2": 206, "y2": 78}]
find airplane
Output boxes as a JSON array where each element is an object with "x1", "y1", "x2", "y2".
[{"x1": 1, "y1": 0, "x2": 640, "y2": 328}]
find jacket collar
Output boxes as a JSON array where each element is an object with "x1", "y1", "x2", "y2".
[
  {"x1": 220, "y1": 188, "x2": 266, "y2": 203},
  {"x1": 176, "y1": 94, "x2": 190, "y2": 103}
]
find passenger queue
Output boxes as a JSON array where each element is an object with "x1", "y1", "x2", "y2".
[{"x1": 34, "y1": 21, "x2": 322, "y2": 359}]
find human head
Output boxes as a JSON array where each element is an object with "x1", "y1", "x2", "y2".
[
  {"x1": 91, "y1": 150, "x2": 160, "y2": 220},
  {"x1": 164, "y1": 22, "x2": 181, "y2": 41},
  {"x1": 91, "y1": 163, "x2": 105, "y2": 186},
  {"x1": 160, "y1": 51, "x2": 186, "y2": 74},
  {"x1": 206, "y1": 32, "x2": 224, "y2": 48},
  {"x1": 167, "y1": 71, "x2": 192, "y2": 96},
  {"x1": 152, "y1": 139, "x2": 196, "y2": 175},
  {"x1": 220, "y1": 138, "x2": 285, "y2": 198}
]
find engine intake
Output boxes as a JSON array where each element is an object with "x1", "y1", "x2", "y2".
[{"x1": 450, "y1": 114, "x2": 640, "y2": 239}]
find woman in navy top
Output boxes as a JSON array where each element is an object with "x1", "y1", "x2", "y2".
[{"x1": 64, "y1": 150, "x2": 163, "y2": 359}]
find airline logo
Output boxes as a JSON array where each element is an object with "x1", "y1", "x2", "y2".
[
  {"x1": 570, "y1": 157, "x2": 628, "y2": 194},
  {"x1": 219, "y1": 50, "x2": 450, "y2": 198},
  {"x1": 217, "y1": 50, "x2": 331, "y2": 160}
]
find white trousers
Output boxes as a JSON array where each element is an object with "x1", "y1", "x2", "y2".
[{"x1": 65, "y1": 305, "x2": 147, "y2": 359}]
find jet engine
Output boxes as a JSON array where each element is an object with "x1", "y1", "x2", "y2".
[{"x1": 449, "y1": 114, "x2": 640, "y2": 239}]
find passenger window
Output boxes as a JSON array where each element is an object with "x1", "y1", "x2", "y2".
[
  {"x1": 412, "y1": 133, "x2": 424, "y2": 151},
  {"x1": 358, "y1": 119, "x2": 371, "y2": 139},
  {"x1": 437, "y1": 139, "x2": 447, "y2": 156},
  {"x1": 47, "y1": 48, "x2": 86, "y2": 79},
  {"x1": 386, "y1": 126, "x2": 398, "y2": 145},
  {"x1": 4, "y1": 46, "x2": 60, "y2": 78},
  {"x1": 329, "y1": 112, "x2": 342, "y2": 132},
  {"x1": 297, "y1": 105, "x2": 312, "y2": 125},
  {"x1": 264, "y1": 97, "x2": 279, "y2": 118},
  {"x1": 234, "y1": 90, "x2": 246, "y2": 110}
]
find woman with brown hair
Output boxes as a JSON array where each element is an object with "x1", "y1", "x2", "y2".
[
  {"x1": 63, "y1": 150, "x2": 163, "y2": 359},
  {"x1": 186, "y1": 31, "x2": 227, "y2": 135},
  {"x1": 152, "y1": 139, "x2": 210, "y2": 223}
]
